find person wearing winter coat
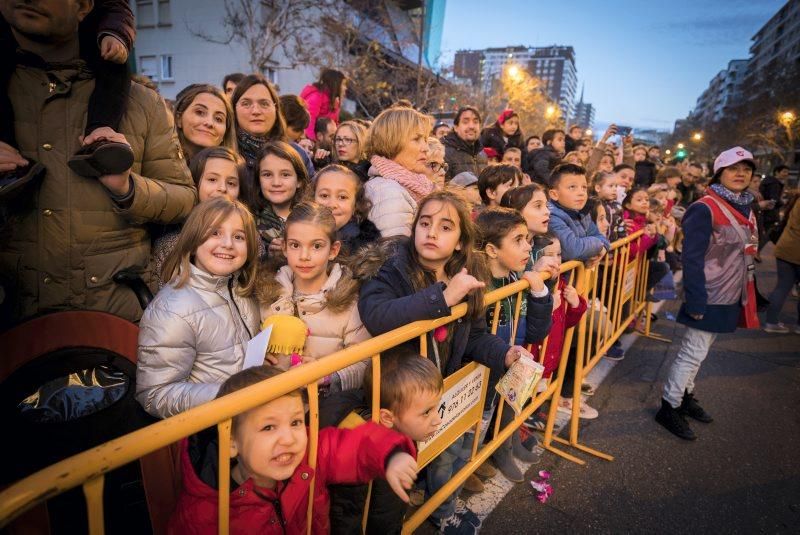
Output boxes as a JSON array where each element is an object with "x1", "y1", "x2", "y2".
[
  {"x1": 442, "y1": 106, "x2": 488, "y2": 181},
  {"x1": 364, "y1": 107, "x2": 435, "y2": 237},
  {"x1": 299, "y1": 69, "x2": 346, "y2": 141},
  {"x1": 764, "y1": 195, "x2": 800, "y2": 333},
  {"x1": 656, "y1": 147, "x2": 760, "y2": 441},
  {"x1": 0, "y1": 1, "x2": 196, "y2": 325},
  {"x1": 479, "y1": 109, "x2": 525, "y2": 158},
  {"x1": 169, "y1": 365, "x2": 417, "y2": 535},
  {"x1": 524, "y1": 129, "x2": 566, "y2": 185},
  {"x1": 136, "y1": 199, "x2": 261, "y2": 419}
]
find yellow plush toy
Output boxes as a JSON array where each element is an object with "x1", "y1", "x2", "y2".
[{"x1": 260, "y1": 315, "x2": 309, "y2": 370}]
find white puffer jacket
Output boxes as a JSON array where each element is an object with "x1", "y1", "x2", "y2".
[
  {"x1": 364, "y1": 176, "x2": 417, "y2": 237},
  {"x1": 135, "y1": 264, "x2": 260, "y2": 418}
]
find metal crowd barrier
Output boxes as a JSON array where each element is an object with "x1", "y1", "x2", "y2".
[{"x1": 0, "y1": 231, "x2": 658, "y2": 534}]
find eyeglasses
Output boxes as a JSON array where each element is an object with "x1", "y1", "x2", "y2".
[
  {"x1": 427, "y1": 162, "x2": 449, "y2": 174},
  {"x1": 237, "y1": 99, "x2": 274, "y2": 111},
  {"x1": 334, "y1": 136, "x2": 357, "y2": 146}
]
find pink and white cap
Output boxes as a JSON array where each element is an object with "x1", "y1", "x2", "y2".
[{"x1": 713, "y1": 146, "x2": 755, "y2": 174}]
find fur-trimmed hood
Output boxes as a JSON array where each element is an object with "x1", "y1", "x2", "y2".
[
  {"x1": 349, "y1": 237, "x2": 406, "y2": 282},
  {"x1": 256, "y1": 262, "x2": 360, "y2": 314}
]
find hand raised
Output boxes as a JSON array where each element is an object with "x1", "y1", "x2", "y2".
[{"x1": 443, "y1": 268, "x2": 485, "y2": 307}]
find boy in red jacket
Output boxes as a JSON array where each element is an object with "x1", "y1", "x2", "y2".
[{"x1": 169, "y1": 365, "x2": 417, "y2": 534}]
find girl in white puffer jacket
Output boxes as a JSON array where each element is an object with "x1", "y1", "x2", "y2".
[{"x1": 135, "y1": 198, "x2": 261, "y2": 419}]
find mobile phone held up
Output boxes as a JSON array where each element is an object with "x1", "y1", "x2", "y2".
[{"x1": 616, "y1": 125, "x2": 633, "y2": 137}]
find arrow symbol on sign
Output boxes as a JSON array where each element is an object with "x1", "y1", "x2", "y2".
[{"x1": 438, "y1": 402, "x2": 446, "y2": 419}]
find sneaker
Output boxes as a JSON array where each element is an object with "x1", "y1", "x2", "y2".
[
  {"x1": 462, "y1": 473, "x2": 484, "y2": 493},
  {"x1": 646, "y1": 293, "x2": 661, "y2": 303},
  {"x1": 523, "y1": 411, "x2": 547, "y2": 432},
  {"x1": 474, "y1": 461, "x2": 497, "y2": 478},
  {"x1": 764, "y1": 322, "x2": 790, "y2": 334},
  {"x1": 655, "y1": 398, "x2": 696, "y2": 440},
  {"x1": 454, "y1": 499, "x2": 481, "y2": 527},
  {"x1": 512, "y1": 430, "x2": 541, "y2": 463},
  {"x1": 557, "y1": 397, "x2": 599, "y2": 419},
  {"x1": 491, "y1": 446, "x2": 524, "y2": 482},
  {"x1": 581, "y1": 382, "x2": 596, "y2": 395},
  {"x1": 435, "y1": 512, "x2": 478, "y2": 535},
  {"x1": 679, "y1": 390, "x2": 713, "y2": 423},
  {"x1": 605, "y1": 342, "x2": 625, "y2": 361}
]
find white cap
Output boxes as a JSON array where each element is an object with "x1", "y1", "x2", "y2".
[
  {"x1": 713, "y1": 146, "x2": 755, "y2": 175},
  {"x1": 450, "y1": 172, "x2": 478, "y2": 187}
]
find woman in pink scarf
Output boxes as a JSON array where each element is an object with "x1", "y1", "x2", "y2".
[{"x1": 364, "y1": 107, "x2": 436, "y2": 237}]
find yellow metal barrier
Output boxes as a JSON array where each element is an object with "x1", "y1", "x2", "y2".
[{"x1": 0, "y1": 232, "x2": 659, "y2": 533}]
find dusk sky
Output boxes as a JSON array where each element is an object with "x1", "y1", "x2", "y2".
[{"x1": 439, "y1": 0, "x2": 786, "y2": 131}]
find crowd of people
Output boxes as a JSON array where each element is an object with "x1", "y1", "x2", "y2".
[{"x1": 1, "y1": 2, "x2": 799, "y2": 534}]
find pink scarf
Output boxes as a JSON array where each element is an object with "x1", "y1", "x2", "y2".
[{"x1": 369, "y1": 155, "x2": 435, "y2": 202}]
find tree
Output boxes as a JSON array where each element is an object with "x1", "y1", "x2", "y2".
[
  {"x1": 188, "y1": 0, "x2": 336, "y2": 74},
  {"x1": 483, "y1": 64, "x2": 563, "y2": 136}
]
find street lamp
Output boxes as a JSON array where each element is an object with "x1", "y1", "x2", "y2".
[
  {"x1": 692, "y1": 132, "x2": 703, "y2": 142},
  {"x1": 665, "y1": 149, "x2": 671, "y2": 155},
  {"x1": 677, "y1": 143, "x2": 685, "y2": 149},
  {"x1": 506, "y1": 64, "x2": 521, "y2": 80},
  {"x1": 584, "y1": 129, "x2": 593, "y2": 136},
  {"x1": 780, "y1": 110, "x2": 796, "y2": 127},
  {"x1": 545, "y1": 105, "x2": 556, "y2": 118}
]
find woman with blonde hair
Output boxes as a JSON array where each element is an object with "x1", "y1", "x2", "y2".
[
  {"x1": 364, "y1": 107, "x2": 435, "y2": 237},
  {"x1": 424, "y1": 136, "x2": 447, "y2": 190},
  {"x1": 332, "y1": 120, "x2": 370, "y2": 182},
  {"x1": 173, "y1": 84, "x2": 238, "y2": 161}
]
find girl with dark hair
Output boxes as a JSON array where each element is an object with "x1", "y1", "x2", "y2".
[
  {"x1": 254, "y1": 141, "x2": 310, "y2": 255},
  {"x1": 300, "y1": 69, "x2": 347, "y2": 141},
  {"x1": 480, "y1": 109, "x2": 525, "y2": 157}
]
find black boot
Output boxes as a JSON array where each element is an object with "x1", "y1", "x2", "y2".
[
  {"x1": 679, "y1": 390, "x2": 713, "y2": 423},
  {"x1": 655, "y1": 399, "x2": 696, "y2": 440}
]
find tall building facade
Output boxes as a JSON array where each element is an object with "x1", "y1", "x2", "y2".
[
  {"x1": 742, "y1": 0, "x2": 800, "y2": 97},
  {"x1": 453, "y1": 45, "x2": 578, "y2": 119},
  {"x1": 571, "y1": 86, "x2": 595, "y2": 130},
  {"x1": 690, "y1": 59, "x2": 748, "y2": 126}
]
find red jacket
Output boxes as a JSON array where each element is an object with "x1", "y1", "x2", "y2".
[
  {"x1": 532, "y1": 277, "x2": 587, "y2": 378},
  {"x1": 169, "y1": 422, "x2": 415, "y2": 534},
  {"x1": 624, "y1": 211, "x2": 657, "y2": 259},
  {"x1": 300, "y1": 84, "x2": 341, "y2": 141}
]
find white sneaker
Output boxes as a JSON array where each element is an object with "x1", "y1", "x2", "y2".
[
  {"x1": 764, "y1": 322, "x2": 790, "y2": 334},
  {"x1": 557, "y1": 397, "x2": 599, "y2": 419}
]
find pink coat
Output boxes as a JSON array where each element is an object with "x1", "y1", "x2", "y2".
[
  {"x1": 300, "y1": 84, "x2": 341, "y2": 140},
  {"x1": 624, "y1": 211, "x2": 658, "y2": 258}
]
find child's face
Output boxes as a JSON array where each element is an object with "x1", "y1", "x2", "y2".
[
  {"x1": 550, "y1": 132, "x2": 566, "y2": 153},
  {"x1": 501, "y1": 151, "x2": 521, "y2": 168},
  {"x1": 487, "y1": 178, "x2": 518, "y2": 207},
  {"x1": 194, "y1": 212, "x2": 248, "y2": 277},
  {"x1": 616, "y1": 168, "x2": 634, "y2": 189},
  {"x1": 598, "y1": 155, "x2": 614, "y2": 173},
  {"x1": 259, "y1": 154, "x2": 299, "y2": 208},
  {"x1": 180, "y1": 92, "x2": 227, "y2": 149},
  {"x1": 594, "y1": 177, "x2": 617, "y2": 201},
  {"x1": 648, "y1": 210, "x2": 663, "y2": 225},
  {"x1": 521, "y1": 190, "x2": 550, "y2": 235},
  {"x1": 633, "y1": 148, "x2": 647, "y2": 162},
  {"x1": 197, "y1": 157, "x2": 240, "y2": 203},
  {"x1": 539, "y1": 240, "x2": 562, "y2": 265},
  {"x1": 390, "y1": 388, "x2": 443, "y2": 442},
  {"x1": 231, "y1": 395, "x2": 307, "y2": 488},
  {"x1": 666, "y1": 176, "x2": 681, "y2": 189},
  {"x1": 626, "y1": 191, "x2": 650, "y2": 215},
  {"x1": 549, "y1": 173, "x2": 588, "y2": 211},
  {"x1": 414, "y1": 200, "x2": 462, "y2": 269},
  {"x1": 284, "y1": 221, "x2": 340, "y2": 289},
  {"x1": 500, "y1": 117, "x2": 519, "y2": 136},
  {"x1": 464, "y1": 185, "x2": 482, "y2": 207},
  {"x1": 595, "y1": 208, "x2": 609, "y2": 236},
  {"x1": 314, "y1": 171, "x2": 357, "y2": 230},
  {"x1": 492, "y1": 223, "x2": 532, "y2": 273}
]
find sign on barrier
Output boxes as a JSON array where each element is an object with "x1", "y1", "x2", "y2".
[
  {"x1": 416, "y1": 362, "x2": 488, "y2": 468},
  {"x1": 621, "y1": 261, "x2": 637, "y2": 303}
]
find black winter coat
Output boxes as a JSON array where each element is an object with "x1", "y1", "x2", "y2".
[
  {"x1": 524, "y1": 146, "x2": 561, "y2": 185},
  {"x1": 356, "y1": 240, "x2": 510, "y2": 378},
  {"x1": 634, "y1": 159, "x2": 656, "y2": 187},
  {"x1": 442, "y1": 131, "x2": 488, "y2": 182},
  {"x1": 337, "y1": 217, "x2": 381, "y2": 257},
  {"x1": 479, "y1": 124, "x2": 524, "y2": 156}
]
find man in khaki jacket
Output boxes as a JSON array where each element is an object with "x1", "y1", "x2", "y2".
[{"x1": 0, "y1": 0, "x2": 196, "y2": 325}]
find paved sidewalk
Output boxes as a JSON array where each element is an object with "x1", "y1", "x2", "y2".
[{"x1": 480, "y1": 247, "x2": 800, "y2": 533}]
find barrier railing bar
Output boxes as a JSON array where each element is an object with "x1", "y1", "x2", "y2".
[
  {"x1": 83, "y1": 476, "x2": 105, "y2": 535},
  {"x1": 217, "y1": 419, "x2": 232, "y2": 535}
]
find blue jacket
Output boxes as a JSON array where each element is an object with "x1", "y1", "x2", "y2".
[
  {"x1": 547, "y1": 201, "x2": 611, "y2": 262},
  {"x1": 677, "y1": 197, "x2": 751, "y2": 333},
  {"x1": 357, "y1": 240, "x2": 510, "y2": 378}
]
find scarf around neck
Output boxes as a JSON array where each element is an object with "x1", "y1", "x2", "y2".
[
  {"x1": 237, "y1": 130, "x2": 266, "y2": 168},
  {"x1": 369, "y1": 155, "x2": 435, "y2": 202},
  {"x1": 710, "y1": 183, "x2": 754, "y2": 207}
]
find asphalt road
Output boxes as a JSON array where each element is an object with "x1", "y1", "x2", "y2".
[{"x1": 481, "y1": 247, "x2": 800, "y2": 534}]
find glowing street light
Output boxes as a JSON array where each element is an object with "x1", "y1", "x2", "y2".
[
  {"x1": 677, "y1": 143, "x2": 685, "y2": 149},
  {"x1": 507, "y1": 64, "x2": 521, "y2": 80},
  {"x1": 584, "y1": 129, "x2": 593, "y2": 136},
  {"x1": 545, "y1": 105, "x2": 556, "y2": 118},
  {"x1": 780, "y1": 110, "x2": 796, "y2": 127},
  {"x1": 665, "y1": 149, "x2": 672, "y2": 155},
  {"x1": 692, "y1": 132, "x2": 703, "y2": 142}
]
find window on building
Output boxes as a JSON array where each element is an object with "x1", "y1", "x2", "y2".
[
  {"x1": 139, "y1": 55, "x2": 158, "y2": 80},
  {"x1": 136, "y1": 0, "x2": 155, "y2": 27},
  {"x1": 160, "y1": 55, "x2": 173, "y2": 81},
  {"x1": 158, "y1": 0, "x2": 172, "y2": 26}
]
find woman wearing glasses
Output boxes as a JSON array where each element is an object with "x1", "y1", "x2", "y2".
[
  {"x1": 332, "y1": 121, "x2": 370, "y2": 182},
  {"x1": 424, "y1": 137, "x2": 448, "y2": 190},
  {"x1": 230, "y1": 74, "x2": 314, "y2": 177}
]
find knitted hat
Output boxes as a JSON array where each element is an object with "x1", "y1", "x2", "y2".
[
  {"x1": 483, "y1": 147, "x2": 500, "y2": 160},
  {"x1": 497, "y1": 109, "x2": 517, "y2": 125},
  {"x1": 260, "y1": 315, "x2": 308, "y2": 355}
]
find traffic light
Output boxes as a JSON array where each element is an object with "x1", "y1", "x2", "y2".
[{"x1": 675, "y1": 148, "x2": 687, "y2": 159}]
